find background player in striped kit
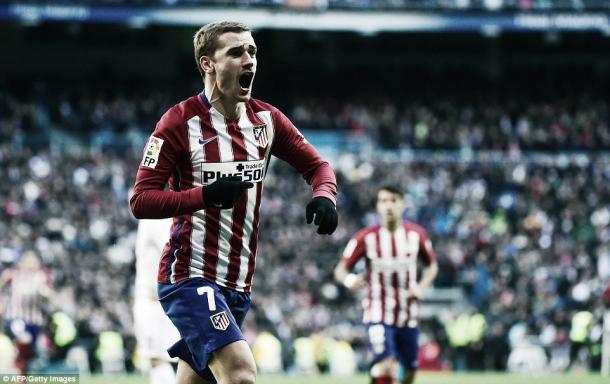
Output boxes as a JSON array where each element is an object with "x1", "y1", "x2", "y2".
[
  {"x1": 133, "y1": 218, "x2": 180, "y2": 384},
  {"x1": 334, "y1": 186, "x2": 438, "y2": 384},
  {"x1": 130, "y1": 21, "x2": 338, "y2": 384},
  {"x1": 0, "y1": 250, "x2": 53, "y2": 373}
]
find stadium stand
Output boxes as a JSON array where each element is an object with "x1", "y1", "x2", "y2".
[{"x1": 6, "y1": 0, "x2": 610, "y2": 11}]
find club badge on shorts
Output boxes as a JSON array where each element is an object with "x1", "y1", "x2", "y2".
[
  {"x1": 210, "y1": 311, "x2": 230, "y2": 331},
  {"x1": 252, "y1": 124, "x2": 268, "y2": 148}
]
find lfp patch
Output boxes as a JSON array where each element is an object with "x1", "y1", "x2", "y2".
[{"x1": 142, "y1": 136, "x2": 164, "y2": 169}]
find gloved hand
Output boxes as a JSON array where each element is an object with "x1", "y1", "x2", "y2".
[
  {"x1": 203, "y1": 176, "x2": 254, "y2": 209},
  {"x1": 305, "y1": 197, "x2": 338, "y2": 235}
]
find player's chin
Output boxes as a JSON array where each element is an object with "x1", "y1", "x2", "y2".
[{"x1": 236, "y1": 91, "x2": 252, "y2": 102}]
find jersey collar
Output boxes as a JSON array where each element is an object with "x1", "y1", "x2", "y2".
[{"x1": 199, "y1": 90, "x2": 212, "y2": 109}]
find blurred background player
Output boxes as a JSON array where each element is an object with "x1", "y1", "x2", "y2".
[
  {"x1": 133, "y1": 218, "x2": 180, "y2": 384},
  {"x1": 130, "y1": 21, "x2": 338, "y2": 384},
  {"x1": 0, "y1": 250, "x2": 53, "y2": 373},
  {"x1": 335, "y1": 186, "x2": 438, "y2": 384}
]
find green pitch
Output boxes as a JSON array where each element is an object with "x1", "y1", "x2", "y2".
[{"x1": 79, "y1": 372, "x2": 608, "y2": 384}]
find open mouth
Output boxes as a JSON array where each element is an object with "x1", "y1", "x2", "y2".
[{"x1": 239, "y1": 72, "x2": 254, "y2": 90}]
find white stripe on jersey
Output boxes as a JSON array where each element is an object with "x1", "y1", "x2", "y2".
[
  {"x1": 406, "y1": 230, "x2": 420, "y2": 290},
  {"x1": 379, "y1": 228, "x2": 396, "y2": 325},
  {"x1": 364, "y1": 232, "x2": 382, "y2": 323},
  {"x1": 394, "y1": 226, "x2": 409, "y2": 327},
  {"x1": 209, "y1": 108, "x2": 235, "y2": 285},
  {"x1": 406, "y1": 230, "x2": 420, "y2": 326},
  {"x1": 170, "y1": 248, "x2": 179, "y2": 284},
  {"x1": 188, "y1": 116, "x2": 206, "y2": 280}
]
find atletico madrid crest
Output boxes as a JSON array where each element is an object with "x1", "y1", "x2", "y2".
[
  {"x1": 252, "y1": 124, "x2": 268, "y2": 148},
  {"x1": 210, "y1": 311, "x2": 230, "y2": 331}
]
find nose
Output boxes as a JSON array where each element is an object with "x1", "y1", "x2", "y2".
[{"x1": 242, "y1": 52, "x2": 254, "y2": 69}]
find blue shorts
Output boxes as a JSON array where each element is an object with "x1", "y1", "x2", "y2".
[
  {"x1": 367, "y1": 323, "x2": 419, "y2": 371},
  {"x1": 158, "y1": 277, "x2": 251, "y2": 381},
  {"x1": 6, "y1": 319, "x2": 41, "y2": 346}
]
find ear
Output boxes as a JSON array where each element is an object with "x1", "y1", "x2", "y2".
[{"x1": 200, "y1": 56, "x2": 214, "y2": 75}]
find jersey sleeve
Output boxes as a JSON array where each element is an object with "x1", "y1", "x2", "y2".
[
  {"x1": 130, "y1": 109, "x2": 205, "y2": 219},
  {"x1": 417, "y1": 229, "x2": 437, "y2": 265},
  {"x1": 270, "y1": 109, "x2": 337, "y2": 205},
  {"x1": 342, "y1": 230, "x2": 368, "y2": 270}
]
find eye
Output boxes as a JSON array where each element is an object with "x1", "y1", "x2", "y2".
[{"x1": 227, "y1": 47, "x2": 242, "y2": 57}]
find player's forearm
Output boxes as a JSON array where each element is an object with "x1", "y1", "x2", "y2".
[
  {"x1": 334, "y1": 263, "x2": 349, "y2": 284},
  {"x1": 273, "y1": 128, "x2": 338, "y2": 205},
  {"x1": 130, "y1": 188, "x2": 205, "y2": 219},
  {"x1": 308, "y1": 162, "x2": 337, "y2": 205},
  {"x1": 419, "y1": 261, "x2": 438, "y2": 292},
  {"x1": 334, "y1": 262, "x2": 364, "y2": 291}
]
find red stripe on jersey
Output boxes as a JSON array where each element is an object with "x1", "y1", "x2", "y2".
[
  {"x1": 365, "y1": 265, "x2": 372, "y2": 323},
  {"x1": 178, "y1": 213, "x2": 193, "y2": 278},
  {"x1": 378, "y1": 271, "x2": 385, "y2": 324},
  {"x1": 375, "y1": 231, "x2": 386, "y2": 324},
  {"x1": 392, "y1": 272, "x2": 400, "y2": 325},
  {"x1": 375, "y1": 231, "x2": 382, "y2": 257},
  {"x1": 405, "y1": 268, "x2": 412, "y2": 327},
  {"x1": 396, "y1": 271, "x2": 409, "y2": 327},
  {"x1": 244, "y1": 182, "x2": 261, "y2": 292},
  {"x1": 224, "y1": 120, "x2": 249, "y2": 290},
  {"x1": 158, "y1": 242, "x2": 172, "y2": 284},
  {"x1": 391, "y1": 232, "x2": 400, "y2": 325},
  {"x1": 406, "y1": 297, "x2": 413, "y2": 327},
  {"x1": 202, "y1": 112, "x2": 221, "y2": 280}
]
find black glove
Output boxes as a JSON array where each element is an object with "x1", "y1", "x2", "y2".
[
  {"x1": 306, "y1": 197, "x2": 338, "y2": 235},
  {"x1": 203, "y1": 176, "x2": 254, "y2": 209}
]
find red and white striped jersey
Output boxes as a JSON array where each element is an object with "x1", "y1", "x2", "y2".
[
  {"x1": 0, "y1": 268, "x2": 51, "y2": 325},
  {"x1": 131, "y1": 92, "x2": 337, "y2": 292},
  {"x1": 342, "y1": 221, "x2": 436, "y2": 327}
]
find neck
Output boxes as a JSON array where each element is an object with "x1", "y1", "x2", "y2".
[
  {"x1": 204, "y1": 82, "x2": 242, "y2": 120},
  {"x1": 384, "y1": 220, "x2": 399, "y2": 232}
]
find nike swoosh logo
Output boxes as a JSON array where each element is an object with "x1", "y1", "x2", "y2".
[{"x1": 199, "y1": 136, "x2": 218, "y2": 145}]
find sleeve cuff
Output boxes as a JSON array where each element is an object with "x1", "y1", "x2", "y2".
[
  {"x1": 312, "y1": 190, "x2": 337, "y2": 206},
  {"x1": 188, "y1": 186, "x2": 206, "y2": 210}
]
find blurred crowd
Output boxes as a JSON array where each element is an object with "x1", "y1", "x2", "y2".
[
  {"x1": 291, "y1": 93, "x2": 610, "y2": 151},
  {"x1": 0, "y1": 86, "x2": 609, "y2": 374},
  {"x1": 13, "y1": 0, "x2": 610, "y2": 11},
  {"x1": 2, "y1": 85, "x2": 609, "y2": 151}
]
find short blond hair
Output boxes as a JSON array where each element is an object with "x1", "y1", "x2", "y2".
[{"x1": 193, "y1": 21, "x2": 251, "y2": 81}]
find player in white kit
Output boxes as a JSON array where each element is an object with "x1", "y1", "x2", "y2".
[{"x1": 133, "y1": 218, "x2": 181, "y2": 384}]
